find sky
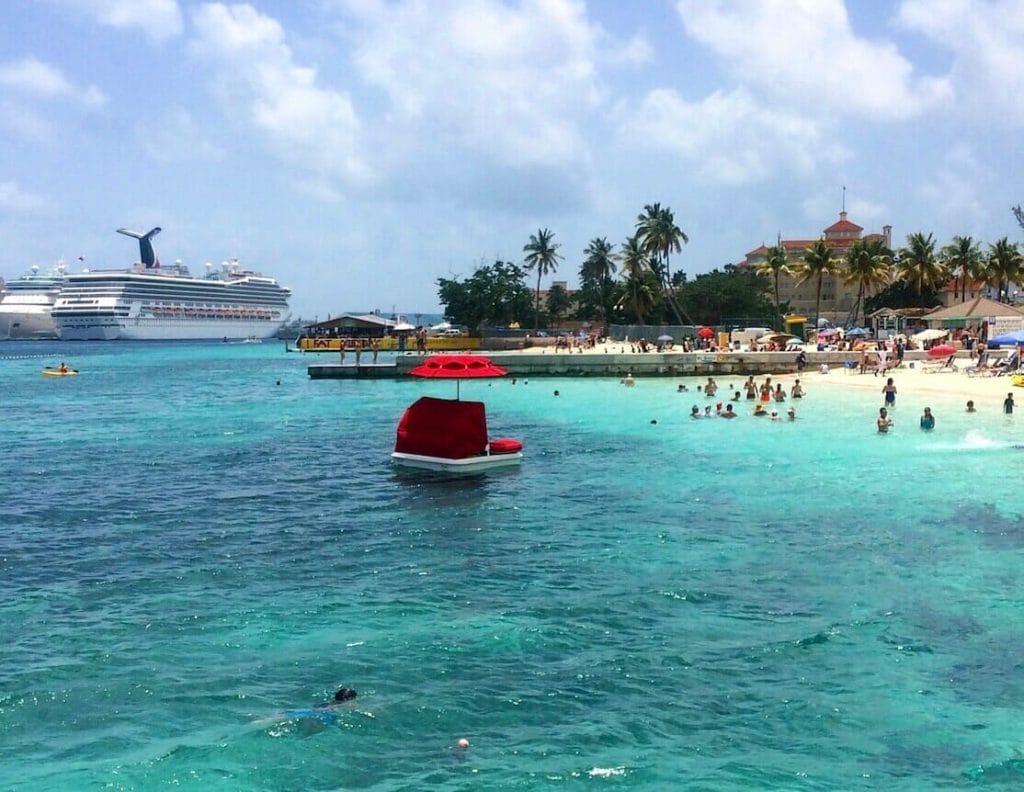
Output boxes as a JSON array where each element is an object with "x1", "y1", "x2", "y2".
[{"x1": 2, "y1": 0, "x2": 1023, "y2": 319}]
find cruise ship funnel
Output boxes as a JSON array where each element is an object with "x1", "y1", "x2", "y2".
[{"x1": 117, "y1": 227, "x2": 162, "y2": 268}]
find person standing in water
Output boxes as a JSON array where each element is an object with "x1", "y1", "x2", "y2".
[
  {"x1": 882, "y1": 377, "x2": 897, "y2": 408},
  {"x1": 877, "y1": 407, "x2": 893, "y2": 433},
  {"x1": 919, "y1": 407, "x2": 935, "y2": 430}
]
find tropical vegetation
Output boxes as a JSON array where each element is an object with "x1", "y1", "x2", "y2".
[{"x1": 435, "y1": 204, "x2": 1024, "y2": 335}]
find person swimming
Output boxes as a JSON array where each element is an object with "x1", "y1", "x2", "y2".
[{"x1": 285, "y1": 688, "x2": 358, "y2": 724}]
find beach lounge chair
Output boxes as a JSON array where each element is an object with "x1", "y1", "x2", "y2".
[
  {"x1": 843, "y1": 359, "x2": 859, "y2": 374},
  {"x1": 923, "y1": 354, "x2": 958, "y2": 373}
]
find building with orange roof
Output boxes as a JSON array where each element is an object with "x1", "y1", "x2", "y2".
[{"x1": 742, "y1": 211, "x2": 893, "y2": 326}]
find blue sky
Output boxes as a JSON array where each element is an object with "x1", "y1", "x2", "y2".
[{"x1": 2, "y1": 0, "x2": 1022, "y2": 319}]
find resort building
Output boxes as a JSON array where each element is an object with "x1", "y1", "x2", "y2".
[{"x1": 743, "y1": 212, "x2": 892, "y2": 326}]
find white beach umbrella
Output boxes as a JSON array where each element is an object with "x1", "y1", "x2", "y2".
[
  {"x1": 912, "y1": 328, "x2": 948, "y2": 342},
  {"x1": 431, "y1": 321, "x2": 452, "y2": 331}
]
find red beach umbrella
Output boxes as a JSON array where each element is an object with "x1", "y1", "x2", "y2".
[
  {"x1": 927, "y1": 344, "x2": 958, "y2": 358},
  {"x1": 697, "y1": 326, "x2": 714, "y2": 339},
  {"x1": 408, "y1": 354, "x2": 508, "y2": 398}
]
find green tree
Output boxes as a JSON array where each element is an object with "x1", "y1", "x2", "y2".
[
  {"x1": 864, "y1": 279, "x2": 940, "y2": 314},
  {"x1": 841, "y1": 237, "x2": 892, "y2": 326},
  {"x1": 896, "y1": 232, "x2": 947, "y2": 307},
  {"x1": 986, "y1": 237, "x2": 1022, "y2": 301},
  {"x1": 676, "y1": 265, "x2": 774, "y2": 326},
  {"x1": 619, "y1": 234, "x2": 658, "y2": 325},
  {"x1": 523, "y1": 228, "x2": 563, "y2": 333},
  {"x1": 436, "y1": 259, "x2": 533, "y2": 332},
  {"x1": 635, "y1": 203, "x2": 693, "y2": 324},
  {"x1": 794, "y1": 238, "x2": 838, "y2": 330},
  {"x1": 545, "y1": 283, "x2": 573, "y2": 328},
  {"x1": 754, "y1": 244, "x2": 789, "y2": 330},
  {"x1": 941, "y1": 235, "x2": 983, "y2": 302},
  {"x1": 577, "y1": 236, "x2": 618, "y2": 329}
]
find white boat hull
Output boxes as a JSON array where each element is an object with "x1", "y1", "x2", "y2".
[
  {"x1": 55, "y1": 316, "x2": 286, "y2": 341},
  {"x1": 0, "y1": 307, "x2": 59, "y2": 340},
  {"x1": 391, "y1": 450, "x2": 523, "y2": 473}
]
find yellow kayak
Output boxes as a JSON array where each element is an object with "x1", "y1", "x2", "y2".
[{"x1": 42, "y1": 368, "x2": 78, "y2": 377}]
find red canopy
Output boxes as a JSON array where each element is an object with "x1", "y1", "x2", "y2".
[
  {"x1": 408, "y1": 355, "x2": 508, "y2": 378},
  {"x1": 927, "y1": 344, "x2": 958, "y2": 358},
  {"x1": 394, "y1": 396, "x2": 488, "y2": 459},
  {"x1": 697, "y1": 327, "x2": 714, "y2": 339}
]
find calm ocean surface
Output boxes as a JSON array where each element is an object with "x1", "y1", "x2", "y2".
[{"x1": 2, "y1": 341, "x2": 1024, "y2": 791}]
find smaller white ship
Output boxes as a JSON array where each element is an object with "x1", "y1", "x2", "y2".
[{"x1": 0, "y1": 261, "x2": 69, "y2": 340}]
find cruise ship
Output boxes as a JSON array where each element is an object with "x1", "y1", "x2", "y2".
[
  {"x1": 51, "y1": 228, "x2": 291, "y2": 341},
  {"x1": 0, "y1": 261, "x2": 69, "y2": 340}
]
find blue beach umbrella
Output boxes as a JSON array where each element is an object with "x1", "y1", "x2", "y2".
[{"x1": 987, "y1": 330, "x2": 1024, "y2": 346}]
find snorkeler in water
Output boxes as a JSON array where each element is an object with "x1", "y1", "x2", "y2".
[{"x1": 285, "y1": 688, "x2": 358, "y2": 724}]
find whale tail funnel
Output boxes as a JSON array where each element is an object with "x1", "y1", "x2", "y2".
[{"x1": 117, "y1": 227, "x2": 162, "y2": 268}]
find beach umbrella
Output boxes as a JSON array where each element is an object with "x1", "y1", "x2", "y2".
[
  {"x1": 657, "y1": 334, "x2": 674, "y2": 342},
  {"x1": 408, "y1": 354, "x2": 508, "y2": 399},
  {"x1": 927, "y1": 344, "x2": 958, "y2": 358},
  {"x1": 913, "y1": 328, "x2": 948, "y2": 342},
  {"x1": 430, "y1": 321, "x2": 452, "y2": 331},
  {"x1": 817, "y1": 328, "x2": 840, "y2": 338},
  {"x1": 845, "y1": 327, "x2": 870, "y2": 338},
  {"x1": 697, "y1": 327, "x2": 714, "y2": 339},
  {"x1": 988, "y1": 330, "x2": 1024, "y2": 346},
  {"x1": 393, "y1": 322, "x2": 416, "y2": 331}
]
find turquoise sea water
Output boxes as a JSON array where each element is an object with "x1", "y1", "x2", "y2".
[{"x1": 2, "y1": 341, "x2": 1024, "y2": 791}]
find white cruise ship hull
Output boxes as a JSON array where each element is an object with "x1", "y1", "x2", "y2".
[
  {"x1": 0, "y1": 306, "x2": 59, "y2": 340},
  {"x1": 57, "y1": 316, "x2": 286, "y2": 341}
]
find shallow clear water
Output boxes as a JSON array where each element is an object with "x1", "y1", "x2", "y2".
[{"x1": 2, "y1": 341, "x2": 1024, "y2": 790}]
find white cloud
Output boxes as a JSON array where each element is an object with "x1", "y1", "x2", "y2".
[
  {"x1": 51, "y1": 0, "x2": 183, "y2": 42},
  {"x1": 0, "y1": 58, "x2": 106, "y2": 107},
  {"x1": 621, "y1": 87, "x2": 848, "y2": 186},
  {"x1": 138, "y1": 107, "x2": 225, "y2": 163},
  {"x1": 675, "y1": 0, "x2": 952, "y2": 120},
  {"x1": 898, "y1": 0, "x2": 1024, "y2": 125},
  {"x1": 915, "y1": 143, "x2": 987, "y2": 230},
  {"x1": 345, "y1": 0, "x2": 608, "y2": 170},
  {"x1": 190, "y1": 3, "x2": 366, "y2": 192},
  {"x1": 0, "y1": 181, "x2": 47, "y2": 212},
  {"x1": 0, "y1": 101, "x2": 52, "y2": 140}
]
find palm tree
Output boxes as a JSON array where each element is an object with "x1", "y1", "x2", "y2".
[
  {"x1": 941, "y1": 235, "x2": 983, "y2": 301},
  {"x1": 896, "y1": 232, "x2": 946, "y2": 307},
  {"x1": 635, "y1": 203, "x2": 692, "y2": 325},
  {"x1": 522, "y1": 228, "x2": 563, "y2": 333},
  {"x1": 842, "y1": 237, "x2": 892, "y2": 327},
  {"x1": 986, "y1": 237, "x2": 1022, "y2": 302},
  {"x1": 580, "y1": 237, "x2": 617, "y2": 329},
  {"x1": 794, "y1": 238, "x2": 837, "y2": 331},
  {"x1": 620, "y1": 234, "x2": 657, "y2": 325},
  {"x1": 754, "y1": 244, "x2": 788, "y2": 330}
]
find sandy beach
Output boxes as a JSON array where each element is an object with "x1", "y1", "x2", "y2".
[{"x1": 512, "y1": 340, "x2": 1022, "y2": 413}]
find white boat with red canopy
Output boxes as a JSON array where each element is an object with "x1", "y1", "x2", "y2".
[{"x1": 390, "y1": 355, "x2": 523, "y2": 472}]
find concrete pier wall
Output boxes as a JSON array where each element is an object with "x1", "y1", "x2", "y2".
[{"x1": 308, "y1": 350, "x2": 946, "y2": 379}]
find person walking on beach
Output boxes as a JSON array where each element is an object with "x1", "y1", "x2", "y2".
[
  {"x1": 877, "y1": 407, "x2": 893, "y2": 433},
  {"x1": 1005, "y1": 392, "x2": 1015, "y2": 415},
  {"x1": 920, "y1": 407, "x2": 935, "y2": 431},
  {"x1": 882, "y1": 377, "x2": 897, "y2": 408},
  {"x1": 371, "y1": 338, "x2": 380, "y2": 363}
]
